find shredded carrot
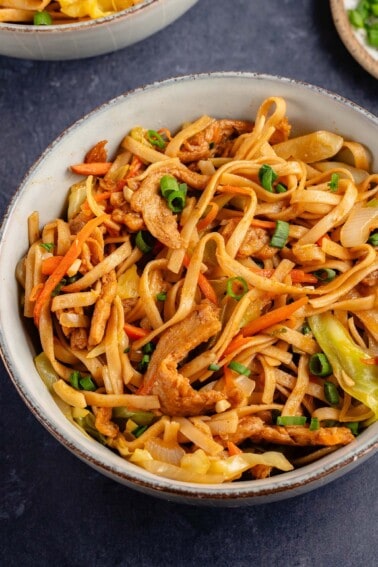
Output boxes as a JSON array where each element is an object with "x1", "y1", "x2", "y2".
[
  {"x1": 41, "y1": 255, "x2": 64, "y2": 276},
  {"x1": 249, "y1": 219, "x2": 277, "y2": 229},
  {"x1": 251, "y1": 268, "x2": 318, "y2": 284},
  {"x1": 70, "y1": 162, "x2": 112, "y2": 176},
  {"x1": 223, "y1": 334, "x2": 252, "y2": 357},
  {"x1": 227, "y1": 441, "x2": 243, "y2": 456},
  {"x1": 216, "y1": 185, "x2": 252, "y2": 196},
  {"x1": 361, "y1": 357, "x2": 378, "y2": 365},
  {"x1": 223, "y1": 365, "x2": 236, "y2": 388},
  {"x1": 183, "y1": 253, "x2": 218, "y2": 305},
  {"x1": 197, "y1": 202, "x2": 219, "y2": 231},
  {"x1": 126, "y1": 155, "x2": 143, "y2": 179},
  {"x1": 242, "y1": 296, "x2": 309, "y2": 337},
  {"x1": 33, "y1": 214, "x2": 109, "y2": 327},
  {"x1": 124, "y1": 323, "x2": 150, "y2": 340}
]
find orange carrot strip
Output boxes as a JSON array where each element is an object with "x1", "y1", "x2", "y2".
[
  {"x1": 70, "y1": 162, "x2": 112, "y2": 176},
  {"x1": 41, "y1": 255, "x2": 64, "y2": 276},
  {"x1": 223, "y1": 365, "x2": 236, "y2": 388},
  {"x1": 227, "y1": 441, "x2": 243, "y2": 456},
  {"x1": 183, "y1": 253, "x2": 218, "y2": 305},
  {"x1": 126, "y1": 155, "x2": 143, "y2": 179},
  {"x1": 33, "y1": 214, "x2": 109, "y2": 327},
  {"x1": 242, "y1": 296, "x2": 309, "y2": 337},
  {"x1": 361, "y1": 357, "x2": 378, "y2": 365},
  {"x1": 251, "y1": 268, "x2": 318, "y2": 284},
  {"x1": 216, "y1": 185, "x2": 252, "y2": 196},
  {"x1": 223, "y1": 333, "x2": 252, "y2": 357},
  {"x1": 197, "y1": 202, "x2": 219, "y2": 231},
  {"x1": 249, "y1": 219, "x2": 277, "y2": 229},
  {"x1": 124, "y1": 323, "x2": 150, "y2": 341}
]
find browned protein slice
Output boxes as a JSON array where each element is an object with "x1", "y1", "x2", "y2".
[
  {"x1": 141, "y1": 302, "x2": 225, "y2": 416},
  {"x1": 219, "y1": 416, "x2": 355, "y2": 447}
]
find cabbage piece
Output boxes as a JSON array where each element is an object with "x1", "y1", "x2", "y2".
[{"x1": 309, "y1": 313, "x2": 378, "y2": 421}]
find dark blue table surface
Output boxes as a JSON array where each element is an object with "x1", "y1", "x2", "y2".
[{"x1": 1, "y1": 1, "x2": 377, "y2": 566}]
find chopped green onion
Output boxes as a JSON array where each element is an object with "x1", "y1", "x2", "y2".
[
  {"x1": 324, "y1": 381, "x2": 340, "y2": 405},
  {"x1": 367, "y1": 29, "x2": 378, "y2": 47},
  {"x1": 345, "y1": 421, "x2": 360, "y2": 436},
  {"x1": 156, "y1": 292, "x2": 167, "y2": 301},
  {"x1": 275, "y1": 182, "x2": 287, "y2": 193},
  {"x1": 135, "y1": 230, "x2": 155, "y2": 253},
  {"x1": 208, "y1": 363, "x2": 221, "y2": 371},
  {"x1": 309, "y1": 417, "x2": 320, "y2": 431},
  {"x1": 228, "y1": 361, "x2": 251, "y2": 376},
  {"x1": 167, "y1": 189, "x2": 186, "y2": 213},
  {"x1": 33, "y1": 11, "x2": 52, "y2": 25},
  {"x1": 123, "y1": 347, "x2": 130, "y2": 353},
  {"x1": 270, "y1": 220, "x2": 289, "y2": 248},
  {"x1": 160, "y1": 175, "x2": 179, "y2": 198},
  {"x1": 349, "y1": 10, "x2": 364, "y2": 28},
  {"x1": 258, "y1": 164, "x2": 278, "y2": 192},
  {"x1": 368, "y1": 232, "x2": 378, "y2": 246},
  {"x1": 309, "y1": 353, "x2": 333, "y2": 377},
  {"x1": 112, "y1": 408, "x2": 155, "y2": 425},
  {"x1": 69, "y1": 371, "x2": 81, "y2": 390},
  {"x1": 142, "y1": 342, "x2": 155, "y2": 355},
  {"x1": 226, "y1": 276, "x2": 248, "y2": 300},
  {"x1": 300, "y1": 323, "x2": 312, "y2": 335},
  {"x1": 138, "y1": 354, "x2": 150, "y2": 373},
  {"x1": 79, "y1": 376, "x2": 97, "y2": 391},
  {"x1": 328, "y1": 173, "x2": 340, "y2": 192},
  {"x1": 146, "y1": 129, "x2": 165, "y2": 149},
  {"x1": 276, "y1": 415, "x2": 307, "y2": 426},
  {"x1": 312, "y1": 268, "x2": 337, "y2": 283},
  {"x1": 133, "y1": 425, "x2": 148, "y2": 438},
  {"x1": 322, "y1": 419, "x2": 339, "y2": 428},
  {"x1": 39, "y1": 242, "x2": 54, "y2": 252},
  {"x1": 51, "y1": 278, "x2": 66, "y2": 297}
]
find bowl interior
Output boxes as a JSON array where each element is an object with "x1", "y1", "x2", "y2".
[{"x1": 1, "y1": 73, "x2": 378, "y2": 504}]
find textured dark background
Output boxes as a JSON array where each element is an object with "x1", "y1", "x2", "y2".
[{"x1": 1, "y1": 1, "x2": 377, "y2": 566}]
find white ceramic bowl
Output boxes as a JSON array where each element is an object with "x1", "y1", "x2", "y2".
[
  {"x1": 1, "y1": 73, "x2": 378, "y2": 506},
  {"x1": 0, "y1": 0, "x2": 198, "y2": 61}
]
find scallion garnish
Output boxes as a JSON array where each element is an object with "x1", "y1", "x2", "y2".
[
  {"x1": 39, "y1": 242, "x2": 55, "y2": 252},
  {"x1": 276, "y1": 415, "x2": 307, "y2": 426},
  {"x1": 160, "y1": 175, "x2": 179, "y2": 198},
  {"x1": 226, "y1": 276, "x2": 248, "y2": 300},
  {"x1": 309, "y1": 417, "x2": 320, "y2": 431},
  {"x1": 275, "y1": 182, "x2": 288, "y2": 193},
  {"x1": 142, "y1": 342, "x2": 155, "y2": 355},
  {"x1": 138, "y1": 354, "x2": 150, "y2": 373},
  {"x1": 345, "y1": 422, "x2": 360, "y2": 436},
  {"x1": 146, "y1": 129, "x2": 165, "y2": 149},
  {"x1": 79, "y1": 376, "x2": 97, "y2": 391},
  {"x1": 69, "y1": 370, "x2": 81, "y2": 390},
  {"x1": 270, "y1": 220, "x2": 289, "y2": 248},
  {"x1": 309, "y1": 353, "x2": 333, "y2": 377},
  {"x1": 167, "y1": 189, "x2": 187, "y2": 213},
  {"x1": 51, "y1": 278, "x2": 66, "y2": 297},
  {"x1": 156, "y1": 292, "x2": 167, "y2": 301},
  {"x1": 324, "y1": 381, "x2": 340, "y2": 405},
  {"x1": 301, "y1": 323, "x2": 312, "y2": 335},
  {"x1": 228, "y1": 361, "x2": 251, "y2": 376},
  {"x1": 133, "y1": 425, "x2": 148, "y2": 438},
  {"x1": 135, "y1": 230, "x2": 155, "y2": 253},
  {"x1": 368, "y1": 232, "x2": 378, "y2": 246},
  {"x1": 258, "y1": 164, "x2": 278, "y2": 192},
  {"x1": 123, "y1": 347, "x2": 130, "y2": 354},
  {"x1": 33, "y1": 11, "x2": 52, "y2": 25},
  {"x1": 312, "y1": 268, "x2": 337, "y2": 283},
  {"x1": 208, "y1": 363, "x2": 221, "y2": 371},
  {"x1": 328, "y1": 173, "x2": 340, "y2": 192}
]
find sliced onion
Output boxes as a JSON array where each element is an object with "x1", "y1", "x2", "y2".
[
  {"x1": 145, "y1": 438, "x2": 185, "y2": 466},
  {"x1": 340, "y1": 204, "x2": 378, "y2": 247}
]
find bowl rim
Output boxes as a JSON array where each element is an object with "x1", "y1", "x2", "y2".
[
  {"x1": 1, "y1": 71, "x2": 378, "y2": 504},
  {"x1": 0, "y1": 0, "x2": 163, "y2": 32}
]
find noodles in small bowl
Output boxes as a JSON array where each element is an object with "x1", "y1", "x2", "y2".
[{"x1": 1, "y1": 73, "x2": 378, "y2": 505}]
